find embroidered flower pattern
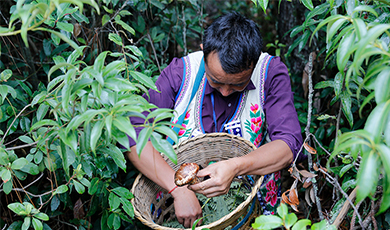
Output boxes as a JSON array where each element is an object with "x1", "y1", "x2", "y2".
[
  {"x1": 244, "y1": 103, "x2": 265, "y2": 146},
  {"x1": 172, "y1": 110, "x2": 192, "y2": 139},
  {"x1": 264, "y1": 179, "x2": 278, "y2": 207},
  {"x1": 274, "y1": 171, "x2": 281, "y2": 181}
]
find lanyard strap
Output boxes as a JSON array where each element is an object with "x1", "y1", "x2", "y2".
[{"x1": 211, "y1": 91, "x2": 241, "y2": 133}]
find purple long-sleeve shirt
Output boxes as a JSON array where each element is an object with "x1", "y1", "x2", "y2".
[{"x1": 129, "y1": 55, "x2": 305, "y2": 163}]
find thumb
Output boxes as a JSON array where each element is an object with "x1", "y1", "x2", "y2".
[{"x1": 196, "y1": 168, "x2": 211, "y2": 178}]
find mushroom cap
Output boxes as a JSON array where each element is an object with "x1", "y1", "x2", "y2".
[{"x1": 174, "y1": 163, "x2": 200, "y2": 186}]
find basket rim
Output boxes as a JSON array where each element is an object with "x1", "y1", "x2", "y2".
[{"x1": 130, "y1": 132, "x2": 264, "y2": 230}]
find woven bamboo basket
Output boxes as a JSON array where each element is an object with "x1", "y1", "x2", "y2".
[{"x1": 130, "y1": 133, "x2": 264, "y2": 230}]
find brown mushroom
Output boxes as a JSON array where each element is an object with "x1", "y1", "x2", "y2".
[{"x1": 174, "y1": 163, "x2": 200, "y2": 186}]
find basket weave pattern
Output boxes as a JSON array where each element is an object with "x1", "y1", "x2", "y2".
[{"x1": 130, "y1": 133, "x2": 264, "y2": 230}]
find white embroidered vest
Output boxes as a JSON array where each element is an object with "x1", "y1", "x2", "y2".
[{"x1": 172, "y1": 51, "x2": 273, "y2": 147}]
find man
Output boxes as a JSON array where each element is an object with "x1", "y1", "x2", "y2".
[{"x1": 127, "y1": 12, "x2": 304, "y2": 228}]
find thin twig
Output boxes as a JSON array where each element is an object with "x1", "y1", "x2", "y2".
[
  {"x1": 147, "y1": 31, "x2": 162, "y2": 74},
  {"x1": 24, "y1": 173, "x2": 44, "y2": 189},
  {"x1": 5, "y1": 141, "x2": 38, "y2": 151},
  {"x1": 1, "y1": 103, "x2": 31, "y2": 144},
  {"x1": 319, "y1": 168, "x2": 365, "y2": 229},
  {"x1": 181, "y1": 4, "x2": 187, "y2": 56},
  {"x1": 350, "y1": 200, "x2": 363, "y2": 230},
  {"x1": 304, "y1": 52, "x2": 324, "y2": 221},
  {"x1": 53, "y1": 218, "x2": 78, "y2": 230}
]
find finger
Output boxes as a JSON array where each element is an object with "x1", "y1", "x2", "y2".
[
  {"x1": 196, "y1": 168, "x2": 212, "y2": 177},
  {"x1": 183, "y1": 218, "x2": 191, "y2": 228}
]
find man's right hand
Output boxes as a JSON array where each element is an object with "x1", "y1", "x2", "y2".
[{"x1": 171, "y1": 186, "x2": 203, "y2": 228}]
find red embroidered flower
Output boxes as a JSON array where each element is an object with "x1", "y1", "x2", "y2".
[
  {"x1": 250, "y1": 104, "x2": 259, "y2": 113},
  {"x1": 265, "y1": 180, "x2": 278, "y2": 207},
  {"x1": 274, "y1": 171, "x2": 281, "y2": 181}
]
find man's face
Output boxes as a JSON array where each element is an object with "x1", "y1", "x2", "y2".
[{"x1": 204, "y1": 51, "x2": 253, "y2": 97}]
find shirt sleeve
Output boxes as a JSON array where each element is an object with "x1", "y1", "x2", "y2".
[
  {"x1": 263, "y1": 57, "x2": 305, "y2": 163},
  {"x1": 128, "y1": 57, "x2": 184, "y2": 147}
]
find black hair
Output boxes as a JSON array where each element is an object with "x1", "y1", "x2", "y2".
[{"x1": 202, "y1": 11, "x2": 263, "y2": 74}]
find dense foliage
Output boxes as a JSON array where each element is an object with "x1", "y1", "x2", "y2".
[{"x1": 1, "y1": 0, "x2": 390, "y2": 229}]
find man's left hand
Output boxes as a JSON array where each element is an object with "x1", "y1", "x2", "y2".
[{"x1": 188, "y1": 160, "x2": 237, "y2": 197}]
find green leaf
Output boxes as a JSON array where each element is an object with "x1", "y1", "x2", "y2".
[
  {"x1": 3, "y1": 179, "x2": 12, "y2": 194},
  {"x1": 120, "y1": 197, "x2": 134, "y2": 218},
  {"x1": 90, "y1": 120, "x2": 104, "y2": 153},
  {"x1": 340, "y1": 91, "x2": 353, "y2": 127},
  {"x1": 336, "y1": 30, "x2": 355, "y2": 73},
  {"x1": 150, "y1": 132, "x2": 177, "y2": 164},
  {"x1": 30, "y1": 119, "x2": 59, "y2": 131},
  {"x1": 375, "y1": 68, "x2": 390, "y2": 104},
  {"x1": 301, "y1": 0, "x2": 313, "y2": 10},
  {"x1": 109, "y1": 33, "x2": 123, "y2": 46},
  {"x1": 19, "y1": 135, "x2": 34, "y2": 144},
  {"x1": 377, "y1": 144, "x2": 390, "y2": 214},
  {"x1": 20, "y1": 162, "x2": 39, "y2": 175},
  {"x1": 356, "y1": 150, "x2": 379, "y2": 203},
  {"x1": 56, "y1": 21, "x2": 74, "y2": 33},
  {"x1": 38, "y1": 27, "x2": 79, "y2": 50},
  {"x1": 54, "y1": 184, "x2": 68, "y2": 195},
  {"x1": 11, "y1": 158, "x2": 29, "y2": 170},
  {"x1": 105, "y1": 144, "x2": 127, "y2": 171},
  {"x1": 0, "y1": 69, "x2": 12, "y2": 81},
  {"x1": 112, "y1": 187, "x2": 133, "y2": 199},
  {"x1": 129, "y1": 71, "x2": 157, "y2": 91},
  {"x1": 314, "y1": 80, "x2": 334, "y2": 89},
  {"x1": 36, "y1": 103, "x2": 50, "y2": 121},
  {"x1": 327, "y1": 17, "x2": 348, "y2": 42},
  {"x1": 352, "y1": 18, "x2": 367, "y2": 40},
  {"x1": 88, "y1": 178, "x2": 99, "y2": 195},
  {"x1": 154, "y1": 125, "x2": 178, "y2": 144},
  {"x1": 352, "y1": 5, "x2": 378, "y2": 17},
  {"x1": 32, "y1": 217, "x2": 43, "y2": 230},
  {"x1": 311, "y1": 219, "x2": 336, "y2": 230},
  {"x1": 109, "y1": 192, "x2": 121, "y2": 210},
  {"x1": 125, "y1": 45, "x2": 143, "y2": 57},
  {"x1": 113, "y1": 116, "x2": 136, "y2": 141},
  {"x1": 8, "y1": 203, "x2": 25, "y2": 215},
  {"x1": 73, "y1": 180, "x2": 85, "y2": 194},
  {"x1": 339, "y1": 164, "x2": 353, "y2": 177},
  {"x1": 94, "y1": 51, "x2": 110, "y2": 73},
  {"x1": 292, "y1": 219, "x2": 311, "y2": 230},
  {"x1": 22, "y1": 216, "x2": 31, "y2": 230},
  {"x1": 284, "y1": 213, "x2": 298, "y2": 229},
  {"x1": 149, "y1": 0, "x2": 165, "y2": 9},
  {"x1": 34, "y1": 213, "x2": 49, "y2": 221},
  {"x1": 105, "y1": 77, "x2": 137, "y2": 92},
  {"x1": 277, "y1": 203, "x2": 288, "y2": 218},
  {"x1": 252, "y1": 215, "x2": 283, "y2": 229},
  {"x1": 364, "y1": 101, "x2": 390, "y2": 143},
  {"x1": 115, "y1": 18, "x2": 135, "y2": 35},
  {"x1": 1, "y1": 168, "x2": 11, "y2": 181}
]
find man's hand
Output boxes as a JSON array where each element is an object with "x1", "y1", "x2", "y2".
[
  {"x1": 188, "y1": 160, "x2": 237, "y2": 197},
  {"x1": 171, "y1": 186, "x2": 203, "y2": 228}
]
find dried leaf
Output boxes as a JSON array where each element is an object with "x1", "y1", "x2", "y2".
[
  {"x1": 288, "y1": 166, "x2": 301, "y2": 182},
  {"x1": 313, "y1": 163, "x2": 319, "y2": 171},
  {"x1": 299, "y1": 169, "x2": 317, "y2": 178},
  {"x1": 290, "y1": 188, "x2": 300, "y2": 206},
  {"x1": 282, "y1": 190, "x2": 291, "y2": 205},
  {"x1": 73, "y1": 23, "x2": 82, "y2": 37},
  {"x1": 73, "y1": 198, "x2": 85, "y2": 219},
  {"x1": 305, "y1": 188, "x2": 312, "y2": 207},
  {"x1": 310, "y1": 187, "x2": 316, "y2": 204},
  {"x1": 303, "y1": 142, "x2": 317, "y2": 154},
  {"x1": 303, "y1": 177, "x2": 312, "y2": 188},
  {"x1": 319, "y1": 165, "x2": 328, "y2": 173},
  {"x1": 291, "y1": 204, "x2": 299, "y2": 212}
]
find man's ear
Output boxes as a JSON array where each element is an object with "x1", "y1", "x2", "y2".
[{"x1": 200, "y1": 44, "x2": 203, "y2": 50}]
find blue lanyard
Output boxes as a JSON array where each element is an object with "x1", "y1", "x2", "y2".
[{"x1": 210, "y1": 92, "x2": 236, "y2": 133}]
